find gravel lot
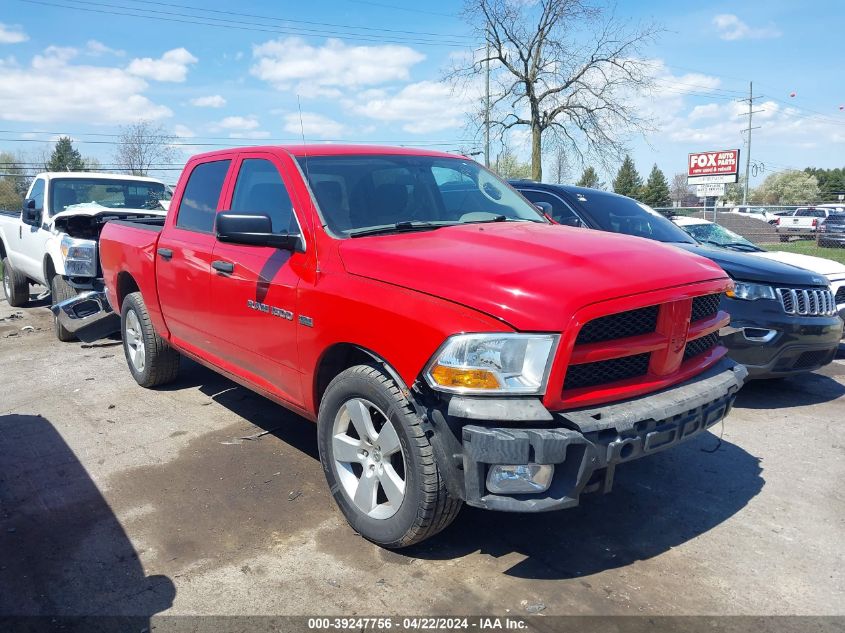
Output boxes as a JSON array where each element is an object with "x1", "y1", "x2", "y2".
[{"x1": 1, "y1": 293, "x2": 843, "y2": 619}]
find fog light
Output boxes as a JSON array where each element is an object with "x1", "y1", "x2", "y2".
[{"x1": 486, "y1": 464, "x2": 554, "y2": 494}]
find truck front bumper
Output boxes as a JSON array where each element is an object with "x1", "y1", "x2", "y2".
[
  {"x1": 452, "y1": 358, "x2": 747, "y2": 512},
  {"x1": 50, "y1": 289, "x2": 120, "y2": 343}
]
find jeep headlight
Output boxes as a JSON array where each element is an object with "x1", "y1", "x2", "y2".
[
  {"x1": 60, "y1": 236, "x2": 97, "y2": 278},
  {"x1": 425, "y1": 333, "x2": 558, "y2": 394},
  {"x1": 726, "y1": 281, "x2": 776, "y2": 301}
]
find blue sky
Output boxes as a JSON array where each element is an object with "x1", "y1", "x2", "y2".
[{"x1": 0, "y1": 0, "x2": 842, "y2": 185}]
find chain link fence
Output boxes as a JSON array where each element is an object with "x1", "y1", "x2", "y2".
[{"x1": 653, "y1": 205, "x2": 845, "y2": 265}]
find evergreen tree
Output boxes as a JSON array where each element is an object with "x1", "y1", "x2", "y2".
[
  {"x1": 612, "y1": 155, "x2": 642, "y2": 199},
  {"x1": 640, "y1": 164, "x2": 671, "y2": 207},
  {"x1": 46, "y1": 137, "x2": 85, "y2": 172},
  {"x1": 576, "y1": 166, "x2": 601, "y2": 189}
]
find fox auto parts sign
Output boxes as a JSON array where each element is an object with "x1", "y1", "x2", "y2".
[{"x1": 687, "y1": 149, "x2": 740, "y2": 184}]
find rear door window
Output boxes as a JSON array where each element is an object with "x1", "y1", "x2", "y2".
[{"x1": 176, "y1": 160, "x2": 231, "y2": 233}]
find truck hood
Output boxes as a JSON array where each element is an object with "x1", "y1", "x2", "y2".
[
  {"x1": 750, "y1": 250, "x2": 845, "y2": 279},
  {"x1": 671, "y1": 243, "x2": 831, "y2": 287},
  {"x1": 338, "y1": 222, "x2": 727, "y2": 331},
  {"x1": 51, "y1": 204, "x2": 167, "y2": 237}
]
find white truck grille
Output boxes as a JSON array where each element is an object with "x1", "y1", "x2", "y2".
[{"x1": 777, "y1": 288, "x2": 837, "y2": 316}]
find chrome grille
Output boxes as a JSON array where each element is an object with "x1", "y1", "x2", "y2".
[{"x1": 777, "y1": 288, "x2": 837, "y2": 316}]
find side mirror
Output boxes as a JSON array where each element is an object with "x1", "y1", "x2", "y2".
[
  {"x1": 534, "y1": 201, "x2": 553, "y2": 215},
  {"x1": 216, "y1": 213, "x2": 301, "y2": 251},
  {"x1": 558, "y1": 216, "x2": 583, "y2": 228},
  {"x1": 21, "y1": 200, "x2": 40, "y2": 226}
]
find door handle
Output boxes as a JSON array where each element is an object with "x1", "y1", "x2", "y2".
[
  {"x1": 212, "y1": 260, "x2": 234, "y2": 274},
  {"x1": 157, "y1": 247, "x2": 173, "y2": 260}
]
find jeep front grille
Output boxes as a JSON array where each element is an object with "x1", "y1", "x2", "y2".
[{"x1": 777, "y1": 288, "x2": 837, "y2": 316}]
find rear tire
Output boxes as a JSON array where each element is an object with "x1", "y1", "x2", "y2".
[
  {"x1": 317, "y1": 364, "x2": 461, "y2": 548},
  {"x1": 51, "y1": 275, "x2": 78, "y2": 342},
  {"x1": 2, "y1": 257, "x2": 30, "y2": 308},
  {"x1": 121, "y1": 291, "x2": 180, "y2": 387}
]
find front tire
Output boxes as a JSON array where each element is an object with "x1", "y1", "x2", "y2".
[
  {"x1": 51, "y1": 275, "x2": 78, "y2": 342},
  {"x1": 121, "y1": 291, "x2": 180, "y2": 387},
  {"x1": 318, "y1": 364, "x2": 461, "y2": 548},
  {"x1": 2, "y1": 257, "x2": 30, "y2": 308}
]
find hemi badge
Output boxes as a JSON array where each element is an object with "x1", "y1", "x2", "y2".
[{"x1": 298, "y1": 315, "x2": 314, "y2": 327}]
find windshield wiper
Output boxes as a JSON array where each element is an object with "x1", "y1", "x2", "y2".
[
  {"x1": 723, "y1": 242, "x2": 762, "y2": 252},
  {"x1": 348, "y1": 221, "x2": 454, "y2": 238}
]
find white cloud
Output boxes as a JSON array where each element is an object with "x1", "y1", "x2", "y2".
[
  {"x1": 0, "y1": 23, "x2": 28, "y2": 44},
  {"x1": 282, "y1": 112, "x2": 345, "y2": 138},
  {"x1": 350, "y1": 80, "x2": 474, "y2": 134},
  {"x1": 214, "y1": 115, "x2": 260, "y2": 131},
  {"x1": 86, "y1": 40, "x2": 124, "y2": 57},
  {"x1": 190, "y1": 94, "x2": 226, "y2": 108},
  {"x1": 173, "y1": 124, "x2": 195, "y2": 138},
  {"x1": 713, "y1": 14, "x2": 781, "y2": 40},
  {"x1": 0, "y1": 48, "x2": 171, "y2": 123},
  {"x1": 127, "y1": 47, "x2": 198, "y2": 82},
  {"x1": 251, "y1": 37, "x2": 424, "y2": 93},
  {"x1": 688, "y1": 103, "x2": 722, "y2": 121}
]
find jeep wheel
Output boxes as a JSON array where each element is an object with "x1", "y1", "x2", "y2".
[
  {"x1": 51, "y1": 275, "x2": 79, "y2": 342},
  {"x1": 318, "y1": 364, "x2": 461, "y2": 548},
  {"x1": 2, "y1": 257, "x2": 30, "y2": 308},
  {"x1": 121, "y1": 291, "x2": 180, "y2": 387}
]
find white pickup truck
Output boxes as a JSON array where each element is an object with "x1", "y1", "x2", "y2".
[
  {"x1": 775, "y1": 207, "x2": 843, "y2": 241},
  {"x1": 0, "y1": 172, "x2": 169, "y2": 341}
]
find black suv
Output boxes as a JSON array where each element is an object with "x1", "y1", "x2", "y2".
[{"x1": 511, "y1": 181, "x2": 844, "y2": 378}]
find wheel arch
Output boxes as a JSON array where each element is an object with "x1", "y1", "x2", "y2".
[
  {"x1": 115, "y1": 271, "x2": 140, "y2": 309},
  {"x1": 42, "y1": 254, "x2": 57, "y2": 286},
  {"x1": 0, "y1": 236, "x2": 7, "y2": 260},
  {"x1": 314, "y1": 343, "x2": 412, "y2": 411}
]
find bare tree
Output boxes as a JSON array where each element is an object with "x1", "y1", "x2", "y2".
[
  {"x1": 549, "y1": 144, "x2": 571, "y2": 184},
  {"x1": 113, "y1": 121, "x2": 178, "y2": 176},
  {"x1": 670, "y1": 172, "x2": 692, "y2": 207},
  {"x1": 452, "y1": 0, "x2": 659, "y2": 181}
]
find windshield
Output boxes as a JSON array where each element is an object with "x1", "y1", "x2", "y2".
[
  {"x1": 679, "y1": 221, "x2": 763, "y2": 251},
  {"x1": 296, "y1": 155, "x2": 545, "y2": 236},
  {"x1": 49, "y1": 178, "x2": 169, "y2": 216},
  {"x1": 569, "y1": 190, "x2": 696, "y2": 244}
]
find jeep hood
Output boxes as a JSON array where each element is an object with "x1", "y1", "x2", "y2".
[
  {"x1": 671, "y1": 243, "x2": 830, "y2": 287},
  {"x1": 338, "y1": 222, "x2": 727, "y2": 331},
  {"x1": 751, "y1": 250, "x2": 845, "y2": 279}
]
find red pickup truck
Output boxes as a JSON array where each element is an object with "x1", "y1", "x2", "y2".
[{"x1": 86, "y1": 145, "x2": 746, "y2": 547}]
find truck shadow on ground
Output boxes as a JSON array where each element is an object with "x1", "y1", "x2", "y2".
[
  {"x1": 163, "y1": 360, "x2": 764, "y2": 581},
  {"x1": 0, "y1": 414, "x2": 175, "y2": 622},
  {"x1": 732, "y1": 363, "x2": 845, "y2": 410}
]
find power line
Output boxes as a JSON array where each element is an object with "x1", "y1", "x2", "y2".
[
  {"x1": 119, "y1": 0, "x2": 472, "y2": 40},
  {"x1": 14, "y1": 0, "x2": 470, "y2": 47}
]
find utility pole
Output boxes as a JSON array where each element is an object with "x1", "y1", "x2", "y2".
[
  {"x1": 484, "y1": 43, "x2": 491, "y2": 168},
  {"x1": 739, "y1": 81, "x2": 763, "y2": 204}
]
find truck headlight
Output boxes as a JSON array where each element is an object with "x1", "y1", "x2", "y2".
[
  {"x1": 60, "y1": 236, "x2": 97, "y2": 278},
  {"x1": 726, "y1": 281, "x2": 776, "y2": 301},
  {"x1": 424, "y1": 333, "x2": 558, "y2": 395}
]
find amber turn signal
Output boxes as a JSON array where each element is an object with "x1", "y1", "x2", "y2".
[{"x1": 429, "y1": 365, "x2": 500, "y2": 390}]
